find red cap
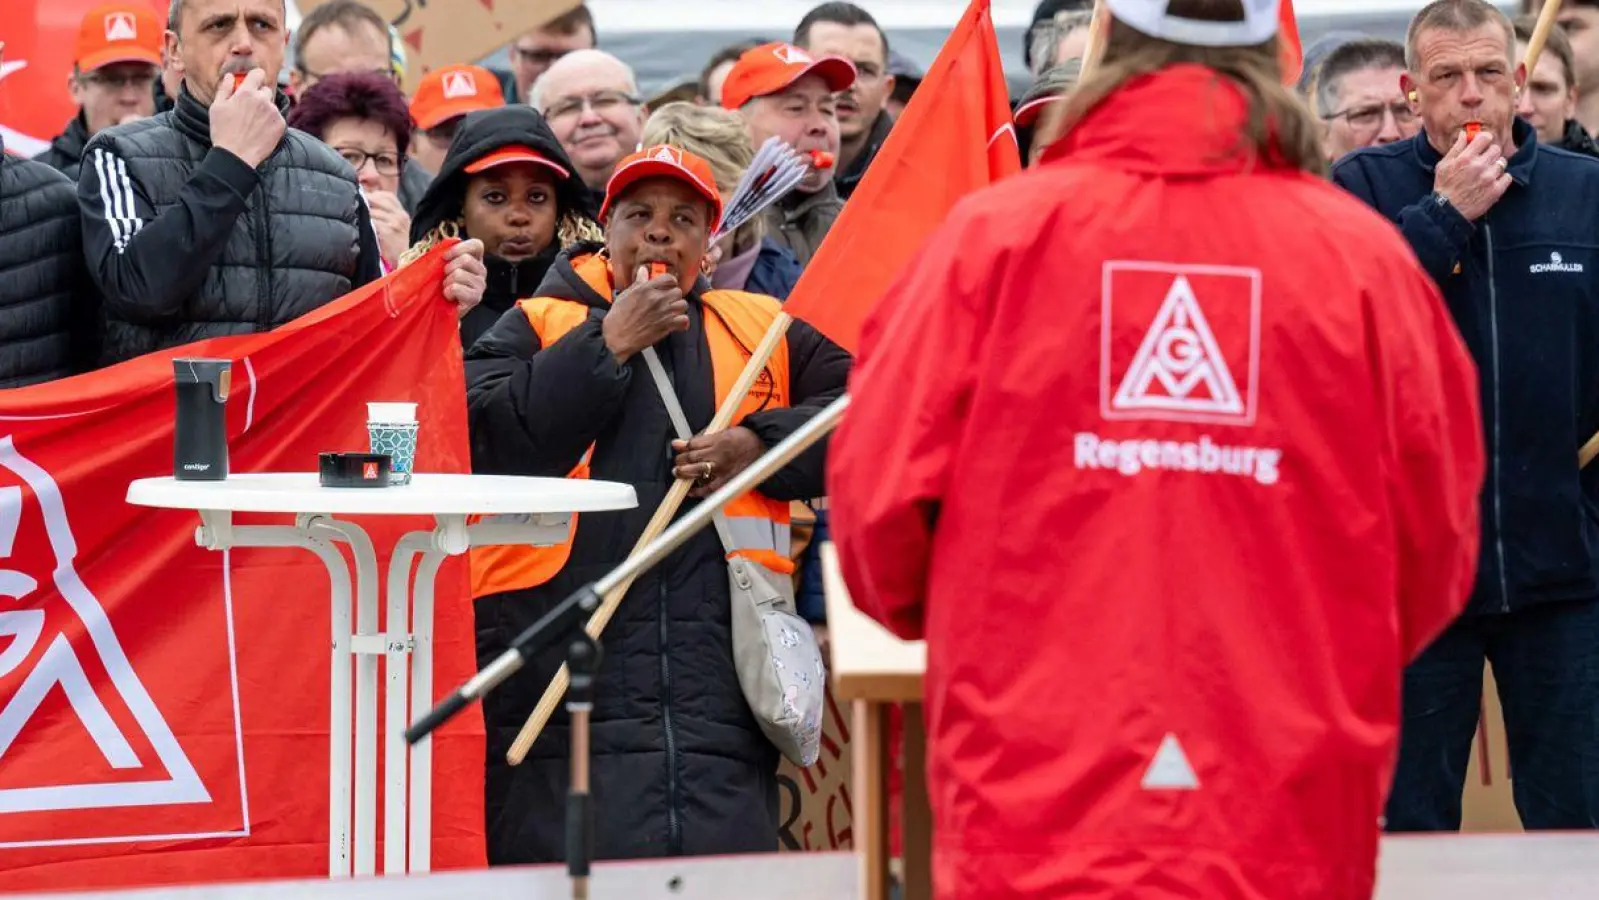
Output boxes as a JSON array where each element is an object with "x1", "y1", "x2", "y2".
[
  {"x1": 409, "y1": 64, "x2": 504, "y2": 130},
  {"x1": 720, "y1": 42, "x2": 856, "y2": 110},
  {"x1": 75, "y1": 4, "x2": 162, "y2": 73},
  {"x1": 464, "y1": 144, "x2": 572, "y2": 178},
  {"x1": 1013, "y1": 95, "x2": 1063, "y2": 128},
  {"x1": 600, "y1": 145, "x2": 723, "y2": 231}
]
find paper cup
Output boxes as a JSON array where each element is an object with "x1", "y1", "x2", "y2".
[
  {"x1": 368, "y1": 422, "x2": 419, "y2": 485},
  {"x1": 367, "y1": 401, "x2": 417, "y2": 424}
]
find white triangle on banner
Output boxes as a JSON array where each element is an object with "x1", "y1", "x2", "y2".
[{"x1": 1141, "y1": 732, "x2": 1199, "y2": 791}]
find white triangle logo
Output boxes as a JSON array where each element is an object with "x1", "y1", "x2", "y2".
[
  {"x1": 652, "y1": 145, "x2": 679, "y2": 164},
  {"x1": 104, "y1": 12, "x2": 138, "y2": 42},
  {"x1": 0, "y1": 438, "x2": 209, "y2": 813},
  {"x1": 1112, "y1": 275, "x2": 1243, "y2": 417},
  {"x1": 441, "y1": 70, "x2": 476, "y2": 99},
  {"x1": 1141, "y1": 733, "x2": 1199, "y2": 790},
  {"x1": 774, "y1": 45, "x2": 814, "y2": 65}
]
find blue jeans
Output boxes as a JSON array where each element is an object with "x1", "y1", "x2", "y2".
[{"x1": 1385, "y1": 599, "x2": 1599, "y2": 831}]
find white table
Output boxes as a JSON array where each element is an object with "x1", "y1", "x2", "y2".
[{"x1": 125, "y1": 474, "x2": 637, "y2": 879}]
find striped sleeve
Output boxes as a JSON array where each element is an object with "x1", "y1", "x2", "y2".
[{"x1": 78, "y1": 139, "x2": 259, "y2": 325}]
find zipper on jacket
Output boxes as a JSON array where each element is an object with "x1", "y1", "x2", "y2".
[
  {"x1": 658, "y1": 579, "x2": 683, "y2": 853},
  {"x1": 253, "y1": 183, "x2": 274, "y2": 332},
  {"x1": 1484, "y1": 223, "x2": 1511, "y2": 612}
]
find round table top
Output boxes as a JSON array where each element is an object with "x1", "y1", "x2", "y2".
[{"x1": 126, "y1": 473, "x2": 638, "y2": 516}]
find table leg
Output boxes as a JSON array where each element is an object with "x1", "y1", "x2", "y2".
[
  {"x1": 312, "y1": 518, "x2": 380, "y2": 878},
  {"x1": 854, "y1": 701, "x2": 890, "y2": 900},
  {"x1": 195, "y1": 513, "x2": 356, "y2": 878},
  {"x1": 383, "y1": 533, "x2": 433, "y2": 874},
  {"x1": 902, "y1": 703, "x2": 932, "y2": 900},
  {"x1": 408, "y1": 550, "x2": 445, "y2": 873}
]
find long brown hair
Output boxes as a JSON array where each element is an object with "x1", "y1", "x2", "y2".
[{"x1": 1036, "y1": 0, "x2": 1325, "y2": 177}]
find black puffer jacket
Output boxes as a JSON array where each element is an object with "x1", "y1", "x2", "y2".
[
  {"x1": 410, "y1": 105, "x2": 596, "y2": 350},
  {"x1": 465, "y1": 245, "x2": 851, "y2": 864},
  {"x1": 34, "y1": 113, "x2": 91, "y2": 183},
  {"x1": 78, "y1": 85, "x2": 382, "y2": 365},
  {"x1": 0, "y1": 135, "x2": 93, "y2": 386}
]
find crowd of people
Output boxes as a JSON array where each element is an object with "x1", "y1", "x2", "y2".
[{"x1": 2, "y1": 0, "x2": 1598, "y2": 887}]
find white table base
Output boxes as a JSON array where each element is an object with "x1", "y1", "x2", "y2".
[{"x1": 194, "y1": 510, "x2": 573, "y2": 877}]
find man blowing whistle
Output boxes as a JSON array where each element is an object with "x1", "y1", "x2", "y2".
[{"x1": 828, "y1": 0, "x2": 1487, "y2": 897}]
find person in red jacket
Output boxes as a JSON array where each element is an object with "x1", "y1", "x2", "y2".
[{"x1": 828, "y1": 0, "x2": 1486, "y2": 898}]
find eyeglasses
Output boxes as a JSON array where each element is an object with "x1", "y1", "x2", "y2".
[
  {"x1": 298, "y1": 66, "x2": 396, "y2": 84},
  {"x1": 543, "y1": 90, "x2": 640, "y2": 123},
  {"x1": 336, "y1": 148, "x2": 402, "y2": 176},
  {"x1": 1323, "y1": 102, "x2": 1417, "y2": 134},
  {"x1": 83, "y1": 69, "x2": 159, "y2": 90}
]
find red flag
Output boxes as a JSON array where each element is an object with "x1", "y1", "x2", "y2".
[
  {"x1": 782, "y1": 0, "x2": 1021, "y2": 355},
  {"x1": 1279, "y1": 0, "x2": 1303, "y2": 85},
  {"x1": 0, "y1": 246, "x2": 484, "y2": 888}
]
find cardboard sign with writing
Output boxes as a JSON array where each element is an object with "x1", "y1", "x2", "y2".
[
  {"x1": 777, "y1": 686, "x2": 855, "y2": 851},
  {"x1": 297, "y1": 0, "x2": 580, "y2": 94}
]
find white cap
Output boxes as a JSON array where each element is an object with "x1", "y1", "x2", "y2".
[{"x1": 1103, "y1": 0, "x2": 1281, "y2": 48}]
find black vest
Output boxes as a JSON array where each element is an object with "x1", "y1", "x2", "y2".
[
  {"x1": 96, "y1": 88, "x2": 364, "y2": 363},
  {"x1": 0, "y1": 141, "x2": 86, "y2": 387}
]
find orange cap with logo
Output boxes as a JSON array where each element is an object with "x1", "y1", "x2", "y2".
[
  {"x1": 601, "y1": 145, "x2": 724, "y2": 232},
  {"x1": 410, "y1": 64, "x2": 505, "y2": 130},
  {"x1": 76, "y1": 3, "x2": 162, "y2": 73},
  {"x1": 719, "y1": 42, "x2": 857, "y2": 111}
]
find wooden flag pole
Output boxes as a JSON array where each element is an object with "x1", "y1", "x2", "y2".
[
  {"x1": 506, "y1": 312, "x2": 796, "y2": 764},
  {"x1": 1520, "y1": 1, "x2": 1596, "y2": 467}
]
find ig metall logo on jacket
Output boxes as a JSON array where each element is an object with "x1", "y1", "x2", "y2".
[{"x1": 1078, "y1": 261, "x2": 1282, "y2": 487}]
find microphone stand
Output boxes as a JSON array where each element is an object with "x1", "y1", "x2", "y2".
[{"x1": 405, "y1": 394, "x2": 851, "y2": 894}]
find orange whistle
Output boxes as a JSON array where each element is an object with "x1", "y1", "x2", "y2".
[
  {"x1": 809, "y1": 150, "x2": 835, "y2": 170},
  {"x1": 226, "y1": 72, "x2": 245, "y2": 93},
  {"x1": 1464, "y1": 122, "x2": 1482, "y2": 142},
  {"x1": 649, "y1": 261, "x2": 668, "y2": 280}
]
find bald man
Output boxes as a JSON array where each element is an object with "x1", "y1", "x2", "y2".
[{"x1": 529, "y1": 49, "x2": 648, "y2": 200}]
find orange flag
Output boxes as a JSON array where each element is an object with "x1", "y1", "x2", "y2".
[
  {"x1": 1279, "y1": 0, "x2": 1303, "y2": 85},
  {"x1": 782, "y1": 0, "x2": 1021, "y2": 355}
]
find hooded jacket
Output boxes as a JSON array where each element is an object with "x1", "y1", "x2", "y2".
[
  {"x1": 1334, "y1": 119, "x2": 1599, "y2": 616},
  {"x1": 831, "y1": 66, "x2": 1482, "y2": 900},
  {"x1": 465, "y1": 244, "x2": 851, "y2": 864},
  {"x1": 34, "y1": 113, "x2": 91, "y2": 184},
  {"x1": 409, "y1": 106, "x2": 596, "y2": 350}
]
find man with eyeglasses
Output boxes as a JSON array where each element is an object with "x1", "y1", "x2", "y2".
[
  {"x1": 506, "y1": 4, "x2": 596, "y2": 104},
  {"x1": 794, "y1": 3, "x2": 895, "y2": 200},
  {"x1": 286, "y1": 0, "x2": 395, "y2": 100},
  {"x1": 1313, "y1": 38, "x2": 1419, "y2": 164},
  {"x1": 36, "y1": 3, "x2": 164, "y2": 183},
  {"x1": 531, "y1": 49, "x2": 648, "y2": 205}
]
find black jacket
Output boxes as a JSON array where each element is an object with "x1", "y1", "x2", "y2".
[
  {"x1": 465, "y1": 245, "x2": 851, "y2": 864},
  {"x1": 78, "y1": 85, "x2": 382, "y2": 365},
  {"x1": 35, "y1": 113, "x2": 91, "y2": 184},
  {"x1": 1, "y1": 136, "x2": 94, "y2": 386},
  {"x1": 397, "y1": 159, "x2": 433, "y2": 215},
  {"x1": 1333, "y1": 120, "x2": 1599, "y2": 616},
  {"x1": 835, "y1": 110, "x2": 893, "y2": 200},
  {"x1": 1560, "y1": 118, "x2": 1599, "y2": 159},
  {"x1": 411, "y1": 106, "x2": 595, "y2": 350}
]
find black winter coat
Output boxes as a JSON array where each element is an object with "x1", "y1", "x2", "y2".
[
  {"x1": 78, "y1": 85, "x2": 382, "y2": 365},
  {"x1": 1333, "y1": 120, "x2": 1599, "y2": 615},
  {"x1": 0, "y1": 136, "x2": 93, "y2": 386},
  {"x1": 35, "y1": 113, "x2": 91, "y2": 184},
  {"x1": 465, "y1": 246, "x2": 851, "y2": 864}
]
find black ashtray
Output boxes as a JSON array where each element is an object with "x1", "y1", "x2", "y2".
[{"x1": 319, "y1": 452, "x2": 392, "y2": 488}]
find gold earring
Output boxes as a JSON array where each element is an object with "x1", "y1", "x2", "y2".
[{"x1": 1408, "y1": 90, "x2": 1418, "y2": 103}]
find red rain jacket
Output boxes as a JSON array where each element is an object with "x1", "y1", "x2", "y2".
[{"x1": 829, "y1": 66, "x2": 1484, "y2": 900}]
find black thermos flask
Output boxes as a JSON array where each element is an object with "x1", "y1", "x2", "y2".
[{"x1": 173, "y1": 358, "x2": 231, "y2": 481}]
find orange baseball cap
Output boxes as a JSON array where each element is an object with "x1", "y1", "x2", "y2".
[
  {"x1": 601, "y1": 145, "x2": 723, "y2": 231},
  {"x1": 75, "y1": 3, "x2": 162, "y2": 73},
  {"x1": 464, "y1": 144, "x2": 571, "y2": 179},
  {"x1": 719, "y1": 42, "x2": 857, "y2": 110},
  {"x1": 410, "y1": 64, "x2": 505, "y2": 130}
]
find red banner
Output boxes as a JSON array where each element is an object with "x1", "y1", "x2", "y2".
[{"x1": 0, "y1": 245, "x2": 484, "y2": 889}]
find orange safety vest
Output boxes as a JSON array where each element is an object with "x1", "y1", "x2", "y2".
[{"x1": 471, "y1": 253, "x2": 794, "y2": 599}]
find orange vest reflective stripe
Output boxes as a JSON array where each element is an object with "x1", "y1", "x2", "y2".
[{"x1": 470, "y1": 253, "x2": 794, "y2": 599}]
